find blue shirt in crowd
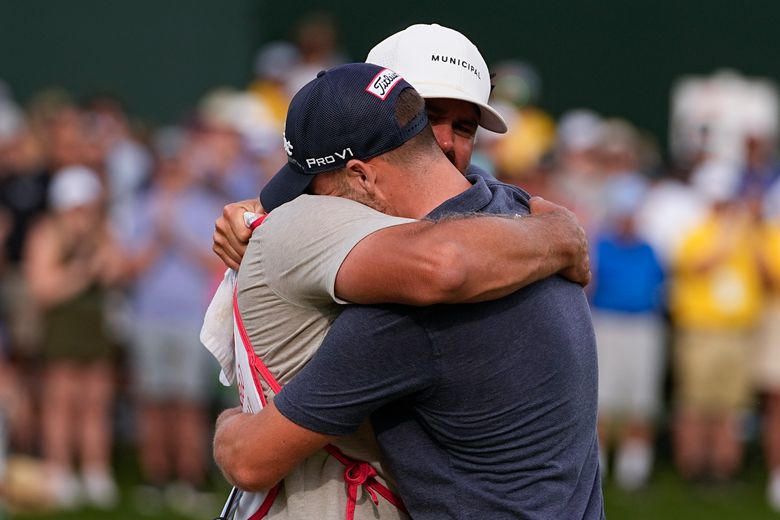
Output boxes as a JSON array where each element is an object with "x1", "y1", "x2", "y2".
[
  {"x1": 591, "y1": 233, "x2": 665, "y2": 314},
  {"x1": 126, "y1": 186, "x2": 223, "y2": 325},
  {"x1": 275, "y1": 172, "x2": 604, "y2": 520}
]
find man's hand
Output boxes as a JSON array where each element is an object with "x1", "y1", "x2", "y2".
[
  {"x1": 529, "y1": 197, "x2": 591, "y2": 287},
  {"x1": 214, "y1": 406, "x2": 247, "y2": 488},
  {"x1": 213, "y1": 402, "x2": 335, "y2": 491},
  {"x1": 213, "y1": 199, "x2": 264, "y2": 270}
]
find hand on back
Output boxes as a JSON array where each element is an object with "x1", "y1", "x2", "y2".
[{"x1": 530, "y1": 197, "x2": 591, "y2": 287}]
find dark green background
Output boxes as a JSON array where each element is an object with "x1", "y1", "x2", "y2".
[{"x1": 2, "y1": 0, "x2": 779, "y2": 150}]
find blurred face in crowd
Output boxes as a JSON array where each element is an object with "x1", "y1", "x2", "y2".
[
  {"x1": 85, "y1": 96, "x2": 130, "y2": 141},
  {"x1": 425, "y1": 98, "x2": 480, "y2": 174},
  {"x1": 599, "y1": 146, "x2": 638, "y2": 175},
  {"x1": 47, "y1": 109, "x2": 93, "y2": 170},
  {"x1": 58, "y1": 201, "x2": 103, "y2": 238},
  {"x1": 563, "y1": 147, "x2": 602, "y2": 178},
  {"x1": 745, "y1": 134, "x2": 774, "y2": 168},
  {"x1": 295, "y1": 13, "x2": 338, "y2": 62},
  {"x1": 156, "y1": 153, "x2": 194, "y2": 192},
  {"x1": 4, "y1": 128, "x2": 45, "y2": 173},
  {"x1": 81, "y1": 120, "x2": 111, "y2": 172},
  {"x1": 188, "y1": 123, "x2": 241, "y2": 180},
  {"x1": 614, "y1": 212, "x2": 637, "y2": 240}
]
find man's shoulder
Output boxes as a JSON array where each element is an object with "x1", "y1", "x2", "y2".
[
  {"x1": 241, "y1": 195, "x2": 414, "y2": 307},
  {"x1": 255, "y1": 195, "x2": 413, "y2": 247},
  {"x1": 265, "y1": 195, "x2": 389, "y2": 223}
]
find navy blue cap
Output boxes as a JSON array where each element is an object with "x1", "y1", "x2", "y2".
[{"x1": 260, "y1": 62, "x2": 429, "y2": 211}]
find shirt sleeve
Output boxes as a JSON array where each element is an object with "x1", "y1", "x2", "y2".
[
  {"x1": 255, "y1": 195, "x2": 416, "y2": 308},
  {"x1": 274, "y1": 305, "x2": 435, "y2": 436}
]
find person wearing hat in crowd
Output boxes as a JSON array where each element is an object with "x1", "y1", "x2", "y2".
[
  {"x1": 24, "y1": 166, "x2": 123, "y2": 510},
  {"x1": 213, "y1": 58, "x2": 603, "y2": 519}
]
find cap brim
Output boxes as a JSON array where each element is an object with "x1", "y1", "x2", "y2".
[
  {"x1": 259, "y1": 162, "x2": 316, "y2": 212},
  {"x1": 414, "y1": 83, "x2": 508, "y2": 134}
]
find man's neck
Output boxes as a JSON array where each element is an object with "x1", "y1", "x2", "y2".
[{"x1": 394, "y1": 160, "x2": 472, "y2": 219}]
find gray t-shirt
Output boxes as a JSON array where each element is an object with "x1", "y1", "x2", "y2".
[{"x1": 236, "y1": 194, "x2": 414, "y2": 520}]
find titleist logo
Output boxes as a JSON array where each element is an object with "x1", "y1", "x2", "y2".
[{"x1": 366, "y1": 68, "x2": 403, "y2": 100}]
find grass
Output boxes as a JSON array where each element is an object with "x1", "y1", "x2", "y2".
[
  {"x1": 3, "y1": 446, "x2": 233, "y2": 520},
  {"x1": 5, "y1": 451, "x2": 778, "y2": 519},
  {"x1": 603, "y1": 462, "x2": 777, "y2": 520}
]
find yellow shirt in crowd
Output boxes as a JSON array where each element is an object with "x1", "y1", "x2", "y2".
[
  {"x1": 761, "y1": 220, "x2": 780, "y2": 294},
  {"x1": 670, "y1": 212, "x2": 764, "y2": 330}
]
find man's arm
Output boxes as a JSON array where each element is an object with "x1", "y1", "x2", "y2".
[
  {"x1": 213, "y1": 403, "x2": 335, "y2": 491},
  {"x1": 214, "y1": 305, "x2": 433, "y2": 491},
  {"x1": 337, "y1": 197, "x2": 589, "y2": 305},
  {"x1": 214, "y1": 196, "x2": 589, "y2": 305}
]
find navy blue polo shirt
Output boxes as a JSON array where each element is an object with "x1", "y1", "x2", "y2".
[{"x1": 275, "y1": 172, "x2": 604, "y2": 519}]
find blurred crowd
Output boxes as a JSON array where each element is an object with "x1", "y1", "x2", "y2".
[
  {"x1": 481, "y1": 67, "x2": 780, "y2": 510},
  {"x1": 1, "y1": 11, "x2": 780, "y2": 518}
]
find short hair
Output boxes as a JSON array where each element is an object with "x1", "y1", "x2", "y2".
[
  {"x1": 384, "y1": 88, "x2": 438, "y2": 167},
  {"x1": 395, "y1": 87, "x2": 426, "y2": 127}
]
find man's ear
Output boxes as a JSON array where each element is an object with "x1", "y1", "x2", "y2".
[{"x1": 344, "y1": 159, "x2": 377, "y2": 193}]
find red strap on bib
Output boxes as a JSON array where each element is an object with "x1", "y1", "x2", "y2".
[
  {"x1": 232, "y1": 289, "x2": 408, "y2": 519},
  {"x1": 247, "y1": 484, "x2": 280, "y2": 520},
  {"x1": 249, "y1": 213, "x2": 268, "y2": 231},
  {"x1": 318, "y1": 440, "x2": 409, "y2": 519}
]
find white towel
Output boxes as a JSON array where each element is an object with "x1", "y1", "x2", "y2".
[
  {"x1": 200, "y1": 211, "x2": 261, "y2": 386},
  {"x1": 201, "y1": 268, "x2": 237, "y2": 386}
]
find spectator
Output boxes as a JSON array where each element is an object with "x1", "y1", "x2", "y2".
[
  {"x1": 249, "y1": 41, "x2": 300, "y2": 130},
  {"x1": 634, "y1": 163, "x2": 708, "y2": 268},
  {"x1": 551, "y1": 110, "x2": 607, "y2": 228},
  {"x1": 668, "y1": 174, "x2": 764, "y2": 482},
  {"x1": 283, "y1": 11, "x2": 348, "y2": 94},
  {"x1": 0, "y1": 100, "x2": 49, "y2": 369},
  {"x1": 589, "y1": 177, "x2": 666, "y2": 490},
  {"x1": 83, "y1": 94, "x2": 153, "y2": 229},
  {"x1": 591, "y1": 119, "x2": 645, "y2": 231},
  {"x1": 488, "y1": 60, "x2": 557, "y2": 190},
  {"x1": 24, "y1": 166, "x2": 122, "y2": 509},
  {"x1": 192, "y1": 91, "x2": 270, "y2": 201},
  {"x1": 738, "y1": 133, "x2": 780, "y2": 202},
  {"x1": 122, "y1": 128, "x2": 222, "y2": 515}
]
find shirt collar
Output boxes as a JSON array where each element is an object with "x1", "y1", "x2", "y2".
[{"x1": 426, "y1": 168, "x2": 492, "y2": 219}]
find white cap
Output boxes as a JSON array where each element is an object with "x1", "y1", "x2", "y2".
[
  {"x1": 557, "y1": 109, "x2": 604, "y2": 152},
  {"x1": 366, "y1": 24, "x2": 507, "y2": 133},
  {"x1": 49, "y1": 166, "x2": 103, "y2": 210}
]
